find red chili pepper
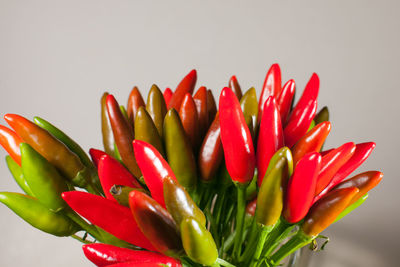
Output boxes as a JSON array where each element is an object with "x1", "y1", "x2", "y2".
[
  {"x1": 283, "y1": 152, "x2": 321, "y2": 223},
  {"x1": 259, "y1": 64, "x2": 282, "y2": 119},
  {"x1": 107, "y1": 262, "x2": 181, "y2": 267},
  {"x1": 179, "y1": 93, "x2": 199, "y2": 148},
  {"x1": 163, "y1": 88, "x2": 173, "y2": 107},
  {"x1": 246, "y1": 198, "x2": 257, "y2": 216},
  {"x1": 302, "y1": 187, "x2": 359, "y2": 237},
  {"x1": 207, "y1": 89, "x2": 217, "y2": 122},
  {"x1": 129, "y1": 191, "x2": 182, "y2": 256},
  {"x1": 62, "y1": 191, "x2": 155, "y2": 251},
  {"x1": 228, "y1": 75, "x2": 243, "y2": 99},
  {"x1": 89, "y1": 148, "x2": 107, "y2": 168},
  {"x1": 284, "y1": 73, "x2": 319, "y2": 147},
  {"x1": 315, "y1": 142, "x2": 356, "y2": 195},
  {"x1": 198, "y1": 113, "x2": 223, "y2": 181},
  {"x1": 168, "y1": 70, "x2": 197, "y2": 110},
  {"x1": 193, "y1": 86, "x2": 209, "y2": 139},
  {"x1": 98, "y1": 155, "x2": 142, "y2": 201},
  {"x1": 133, "y1": 140, "x2": 177, "y2": 208},
  {"x1": 276, "y1": 79, "x2": 295, "y2": 124},
  {"x1": 256, "y1": 96, "x2": 284, "y2": 187},
  {"x1": 219, "y1": 87, "x2": 255, "y2": 184},
  {"x1": 333, "y1": 171, "x2": 383, "y2": 205},
  {"x1": 292, "y1": 121, "x2": 331, "y2": 166},
  {"x1": 127, "y1": 86, "x2": 145, "y2": 126},
  {"x1": 315, "y1": 142, "x2": 376, "y2": 201},
  {"x1": 83, "y1": 243, "x2": 182, "y2": 267},
  {"x1": 0, "y1": 125, "x2": 23, "y2": 165},
  {"x1": 106, "y1": 94, "x2": 141, "y2": 178}
]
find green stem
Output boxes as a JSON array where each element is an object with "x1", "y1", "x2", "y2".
[
  {"x1": 71, "y1": 234, "x2": 93, "y2": 244},
  {"x1": 249, "y1": 226, "x2": 273, "y2": 267},
  {"x1": 239, "y1": 219, "x2": 258, "y2": 262},
  {"x1": 233, "y1": 183, "x2": 247, "y2": 261},
  {"x1": 65, "y1": 209, "x2": 103, "y2": 241},
  {"x1": 270, "y1": 230, "x2": 313, "y2": 265},
  {"x1": 262, "y1": 219, "x2": 293, "y2": 256},
  {"x1": 216, "y1": 258, "x2": 236, "y2": 267}
]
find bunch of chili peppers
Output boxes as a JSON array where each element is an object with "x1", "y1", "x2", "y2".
[{"x1": 0, "y1": 64, "x2": 383, "y2": 267}]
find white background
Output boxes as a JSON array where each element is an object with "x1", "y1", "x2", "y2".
[{"x1": 0, "y1": 1, "x2": 399, "y2": 266}]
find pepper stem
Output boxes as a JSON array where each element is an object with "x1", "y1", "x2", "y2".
[
  {"x1": 65, "y1": 209, "x2": 103, "y2": 241},
  {"x1": 233, "y1": 183, "x2": 247, "y2": 261},
  {"x1": 216, "y1": 258, "x2": 236, "y2": 267},
  {"x1": 248, "y1": 225, "x2": 273, "y2": 267},
  {"x1": 270, "y1": 230, "x2": 313, "y2": 265}
]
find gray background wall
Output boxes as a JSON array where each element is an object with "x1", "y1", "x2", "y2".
[{"x1": 0, "y1": 1, "x2": 398, "y2": 266}]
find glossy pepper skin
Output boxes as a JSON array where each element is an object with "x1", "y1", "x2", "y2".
[
  {"x1": 129, "y1": 191, "x2": 182, "y2": 256},
  {"x1": 163, "y1": 88, "x2": 173, "y2": 107},
  {"x1": 333, "y1": 171, "x2": 383, "y2": 205},
  {"x1": 276, "y1": 79, "x2": 296, "y2": 124},
  {"x1": 302, "y1": 187, "x2": 359, "y2": 237},
  {"x1": 259, "y1": 64, "x2": 282, "y2": 118},
  {"x1": 316, "y1": 142, "x2": 376, "y2": 200},
  {"x1": 98, "y1": 155, "x2": 142, "y2": 201},
  {"x1": 163, "y1": 176, "x2": 206, "y2": 226},
  {"x1": 127, "y1": 86, "x2": 145, "y2": 126},
  {"x1": 134, "y1": 106, "x2": 165, "y2": 155},
  {"x1": 292, "y1": 121, "x2": 331, "y2": 166},
  {"x1": 206, "y1": 89, "x2": 217, "y2": 123},
  {"x1": 193, "y1": 86, "x2": 209, "y2": 139},
  {"x1": 146, "y1": 84, "x2": 167, "y2": 138},
  {"x1": 315, "y1": 142, "x2": 356, "y2": 195},
  {"x1": 198, "y1": 113, "x2": 223, "y2": 181},
  {"x1": 179, "y1": 93, "x2": 199, "y2": 149},
  {"x1": 334, "y1": 194, "x2": 368, "y2": 223},
  {"x1": 106, "y1": 95, "x2": 141, "y2": 178},
  {"x1": 20, "y1": 143, "x2": 69, "y2": 212},
  {"x1": 4, "y1": 114, "x2": 88, "y2": 187},
  {"x1": 256, "y1": 96, "x2": 284, "y2": 187},
  {"x1": 62, "y1": 191, "x2": 155, "y2": 251},
  {"x1": 229, "y1": 75, "x2": 243, "y2": 99},
  {"x1": 33, "y1": 116, "x2": 94, "y2": 170},
  {"x1": 168, "y1": 70, "x2": 197, "y2": 110},
  {"x1": 219, "y1": 87, "x2": 256, "y2": 184},
  {"x1": 260, "y1": 147, "x2": 294, "y2": 190},
  {"x1": 0, "y1": 192, "x2": 79, "y2": 237},
  {"x1": 82, "y1": 243, "x2": 182, "y2": 267},
  {"x1": 133, "y1": 140, "x2": 177, "y2": 208},
  {"x1": 256, "y1": 157, "x2": 288, "y2": 227},
  {"x1": 163, "y1": 109, "x2": 197, "y2": 192},
  {"x1": 240, "y1": 87, "x2": 259, "y2": 131},
  {"x1": 284, "y1": 73, "x2": 319, "y2": 147},
  {"x1": 180, "y1": 217, "x2": 218, "y2": 266},
  {"x1": 89, "y1": 148, "x2": 108, "y2": 168},
  {"x1": 0, "y1": 125, "x2": 22, "y2": 165},
  {"x1": 283, "y1": 153, "x2": 321, "y2": 224},
  {"x1": 5, "y1": 156, "x2": 34, "y2": 196},
  {"x1": 101, "y1": 92, "x2": 115, "y2": 156}
]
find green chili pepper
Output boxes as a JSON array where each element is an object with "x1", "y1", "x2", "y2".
[
  {"x1": 146, "y1": 84, "x2": 167, "y2": 138},
  {"x1": 134, "y1": 107, "x2": 165, "y2": 156},
  {"x1": 240, "y1": 87, "x2": 258, "y2": 131},
  {"x1": 5, "y1": 156, "x2": 34, "y2": 196},
  {"x1": 256, "y1": 157, "x2": 288, "y2": 227},
  {"x1": 101, "y1": 92, "x2": 116, "y2": 157},
  {"x1": 314, "y1": 106, "x2": 329, "y2": 124},
  {"x1": 20, "y1": 143, "x2": 69, "y2": 212},
  {"x1": 33, "y1": 116, "x2": 101, "y2": 192},
  {"x1": 262, "y1": 147, "x2": 293, "y2": 186},
  {"x1": 163, "y1": 109, "x2": 197, "y2": 193},
  {"x1": 180, "y1": 217, "x2": 218, "y2": 266},
  {"x1": 334, "y1": 194, "x2": 368, "y2": 223},
  {"x1": 163, "y1": 176, "x2": 206, "y2": 226},
  {"x1": 0, "y1": 192, "x2": 79, "y2": 236}
]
